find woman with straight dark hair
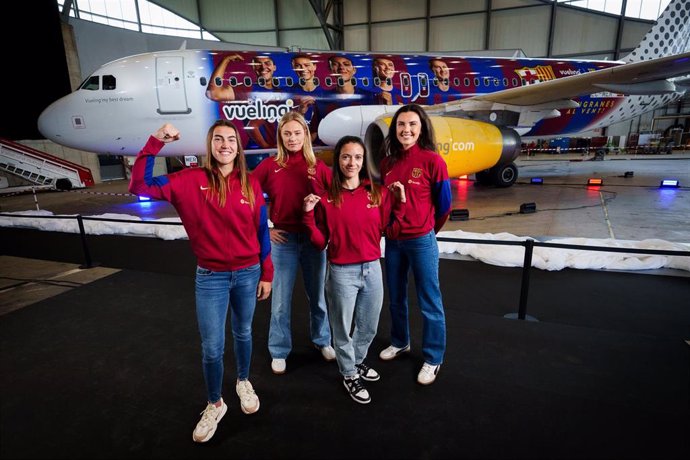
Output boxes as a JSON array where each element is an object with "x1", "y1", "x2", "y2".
[
  {"x1": 376, "y1": 104, "x2": 452, "y2": 386},
  {"x1": 129, "y1": 120, "x2": 273, "y2": 443},
  {"x1": 303, "y1": 135, "x2": 406, "y2": 404}
]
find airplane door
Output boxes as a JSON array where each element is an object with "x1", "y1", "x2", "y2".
[{"x1": 156, "y1": 56, "x2": 191, "y2": 114}]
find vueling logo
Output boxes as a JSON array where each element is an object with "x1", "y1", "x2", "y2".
[{"x1": 222, "y1": 99, "x2": 295, "y2": 122}]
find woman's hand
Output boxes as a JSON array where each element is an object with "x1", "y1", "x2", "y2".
[
  {"x1": 303, "y1": 193, "x2": 321, "y2": 212},
  {"x1": 257, "y1": 281, "x2": 272, "y2": 300},
  {"x1": 153, "y1": 124, "x2": 180, "y2": 143},
  {"x1": 270, "y1": 228, "x2": 288, "y2": 244},
  {"x1": 389, "y1": 181, "x2": 406, "y2": 203}
]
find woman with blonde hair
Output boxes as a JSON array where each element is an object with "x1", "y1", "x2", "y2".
[
  {"x1": 253, "y1": 111, "x2": 334, "y2": 375},
  {"x1": 129, "y1": 120, "x2": 273, "y2": 443}
]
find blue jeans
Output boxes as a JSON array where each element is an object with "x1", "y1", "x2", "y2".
[
  {"x1": 326, "y1": 261, "x2": 384, "y2": 378},
  {"x1": 268, "y1": 231, "x2": 330, "y2": 359},
  {"x1": 195, "y1": 264, "x2": 260, "y2": 404},
  {"x1": 384, "y1": 231, "x2": 446, "y2": 365}
]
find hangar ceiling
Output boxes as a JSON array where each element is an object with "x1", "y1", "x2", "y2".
[
  {"x1": 144, "y1": 0, "x2": 654, "y2": 59},
  {"x1": 148, "y1": 0, "x2": 343, "y2": 50}
]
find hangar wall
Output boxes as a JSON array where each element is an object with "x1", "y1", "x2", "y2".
[{"x1": 343, "y1": 0, "x2": 652, "y2": 60}]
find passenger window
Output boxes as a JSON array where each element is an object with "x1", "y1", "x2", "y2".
[
  {"x1": 473, "y1": 77, "x2": 480, "y2": 86},
  {"x1": 464, "y1": 77, "x2": 470, "y2": 86},
  {"x1": 244, "y1": 76, "x2": 252, "y2": 86},
  {"x1": 325, "y1": 76, "x2": 333, "y2": 86},
  {"x1": 453, "y1": 77, "x2": 460, "y2": 86},
  {"x1": 312, "y1": 77, "x2": 319, "y2": 86},
  {"x1": 374, "y1": 77, "x2": 381, "y2": 86},
  {"x1": 337, "y1": 77, "x2": 344, "y2": 86},
  {"x1": 285, "y1": 77, "x2": 293, "y2": 86},
  {"x1": 350, "y1": 78, "x2": 357, "y2": 87},
  {"x1": 512, "y1": 77, "x2": 518, "y2": 86},
  {"x1": 258, "y1": 77, "x2": 266, "y2": 86},
  {"x1": 102, "y1": 75, "x2": 116, "y2": 90},
  {"x1": 361, "y1": 77, "x2": 369, "y2": 86},
  {"x1": 272, "y1": 77, "x2": 280, "y2": 87},
  {"x1": 229, "y1": 77, "x2": 238, "y2": 86}
]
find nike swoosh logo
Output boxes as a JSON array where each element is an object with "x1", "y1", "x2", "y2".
[
  {"x1": 274, "y1": 168, "x2": 282, "y2": 173},
  {"x1": 200, "y1": 186, "x2": 209, "y2": 190},
  {"x1": 385, "y1": 171, "x2": 393, "y2": 176}
]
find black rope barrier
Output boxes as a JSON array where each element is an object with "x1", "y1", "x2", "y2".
[{"x1": 3, "y1": 214, "x2": 689, "y2": 322}]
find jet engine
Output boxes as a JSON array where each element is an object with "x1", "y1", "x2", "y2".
[{"x1": 364, "y1": 116, "x2": 521, "y2": 187}]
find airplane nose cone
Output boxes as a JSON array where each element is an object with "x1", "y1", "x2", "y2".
[{"x1": 37, "y1": 100, "x2": 62, "y2": 142}]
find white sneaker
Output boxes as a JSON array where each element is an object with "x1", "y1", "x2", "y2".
[
  {"x1": 271, "y1": 358, "x2": 286, "y2": 374},
  {"x1": 192, "y1": 398, "x2": 227, "y2": 443},
  {"x1": 417, "y1": 363, "x2": 441, "y2": 385},
  {"x1": 379, "y1": 344, "x2": 410, "y2": 361},
  {"x1": 342, "y1": 376, "x2": 371, "y2": 404},
  {"x1": 317, "y1": 345, "x2": 336, "y2": 361},
  {"x1": 236, "y1": 379, "x2": 260, "y2": 414}
]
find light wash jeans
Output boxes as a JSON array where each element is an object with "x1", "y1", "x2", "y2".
[
  {"x1": 195, "y1": 263, "x2": 260, "y2": 404},
  {"x1": 384, "y1": 231, "x2": 446, "y2": 365},
  {"x1": 326, "y1": 260, "x2": 384, "y2": 378},
  {"x1": 268, "y1": 231, "x2": 330, "y2": 359}
]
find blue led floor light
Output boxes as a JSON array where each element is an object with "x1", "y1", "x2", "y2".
[{"x1": 659, "y1": 179, "x2": 679, "y2": 188}]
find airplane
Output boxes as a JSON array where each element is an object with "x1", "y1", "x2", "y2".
[{"x1": 37, "y1": 0, "x2": 690, "y2": 188}]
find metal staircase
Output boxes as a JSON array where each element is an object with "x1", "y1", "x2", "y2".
[{"x1": 0, "y1": 138, "x2": 94, "y2": 189}]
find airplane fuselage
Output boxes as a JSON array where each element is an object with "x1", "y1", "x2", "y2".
[{"x1": 37, "y1": 48, "x2": 680, "y2": 186}]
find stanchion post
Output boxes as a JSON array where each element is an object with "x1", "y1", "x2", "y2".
[
  {"x1": 517, "y1": 239, "x2": 534, "y2": 320},
  {"x1": 76, "y1": 214, "x2": 96, "y2": 269},
  {"x1": 504, "y1": 238, "x2": 538, "y2": 321},
  {"x1": 32, "y1": 187, "x2": 40, "y2": 211}
]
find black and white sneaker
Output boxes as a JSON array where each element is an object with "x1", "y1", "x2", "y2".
[
  {"x1": 355, "y1": 362, "x2": 380, "y2": 381},
  {"x1": 342, "y1": 376, "x2": 371, "y2": 404}
]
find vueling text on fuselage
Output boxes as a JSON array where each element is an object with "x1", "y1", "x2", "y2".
[
  {"x1": 221, "y1": 99, "x2": 295, "y2": 122},
  {"x1": 436, "y1": 141, "x2": 475, "y2": 155}
]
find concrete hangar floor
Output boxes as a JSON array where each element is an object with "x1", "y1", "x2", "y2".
[{"x1": 2, "y1": 149, "x2": 690, "y2": 244}]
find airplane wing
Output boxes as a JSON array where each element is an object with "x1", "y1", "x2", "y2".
[{"x1": 433, "y1": 51, "x2": 690, "y2": 113}]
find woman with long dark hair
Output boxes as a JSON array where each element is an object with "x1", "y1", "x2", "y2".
[
  {"x1": 376, "y1": 104, "x2": 452, "y2": 386},
  {"x1": 303, "y1": 135, "x2": 406, "y2": 404}
]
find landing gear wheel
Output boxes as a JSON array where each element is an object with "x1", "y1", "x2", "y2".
[{"x1": 490, "y1": 163, "x2": 518, "y2": 188}]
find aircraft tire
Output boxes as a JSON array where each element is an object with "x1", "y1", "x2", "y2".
[
  {"x1": 490, "y1": 163, "x2": 518, "y2": 188},
  {"x1": 55, "y1": 178, "x2": 73, "y2": 191}
]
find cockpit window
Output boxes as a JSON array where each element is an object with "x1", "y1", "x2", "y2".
[
  {"x1": 102, "y1": 75, "x2": 116, "y2": 90},
  {"x1": 79, "y1": 75, "x2": 116, "y2": 90},
  {"x1": 80, "y1": 75, "x2": 100, "y2": 91}
]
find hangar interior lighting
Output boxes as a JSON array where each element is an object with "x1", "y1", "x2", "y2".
[
  {"x1": 519, "y1": 202, "x2": 537, "y2": 214},
  {"x1": 450, "y1": 208, "x2": 470, "y2": 221},
  {"x1": 660, "y1": 179, "x2": 680, "y2": 188},
  {"x1": 530, "y1": 177, "x2": 544, "y2": 184},
  {"x1": 587, "y1": 178, "x2": 603, "y2": 186}
]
